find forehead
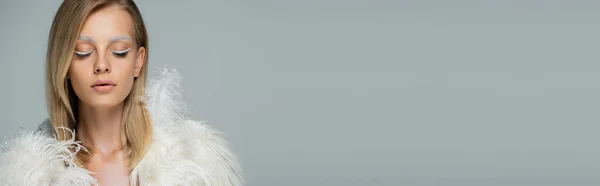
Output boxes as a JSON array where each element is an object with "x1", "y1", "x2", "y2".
[{"x1": 79, "y1": 5, "x2": 134, "y2": 40}]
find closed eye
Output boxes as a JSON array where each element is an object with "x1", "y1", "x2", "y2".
[
  {"x1": 75, "y1": 50, "x2": 94, "y2": 57},
  {"x1": 112, "y1": 48, "x2": 131, "y2": 57}
]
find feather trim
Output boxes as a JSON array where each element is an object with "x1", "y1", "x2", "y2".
[
  {"x1": 0, "y1": 120, "x2": 97, "y2": 186},
  {"x1": 177, "y1": 119, "x2": 243, "y2": 186},
  {"x1": 133, "y1": 67, "x2": 243, "y2": 185}
]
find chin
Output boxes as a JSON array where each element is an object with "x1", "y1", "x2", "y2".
[
  {"x1": 84, "y1": 97, "x2": 126, "y2": 108},
  {"x1": 74, "y1": 88, "x2": 130, "y2": 109}
]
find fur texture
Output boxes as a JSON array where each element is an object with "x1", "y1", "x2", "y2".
[{"x1": 0, "y1": 67, "x2": 242, "y2": 186}]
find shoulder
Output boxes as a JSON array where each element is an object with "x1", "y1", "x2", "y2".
[{"x1": 0, "y1": 119, "x2": 96, "y2": 186}]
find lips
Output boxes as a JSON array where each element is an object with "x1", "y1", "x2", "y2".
[{"x1": 91, "y1": 79, "x2": 116, "y2": 92}]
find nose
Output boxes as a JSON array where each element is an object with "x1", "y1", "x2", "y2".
[
  {"x1": 94, "y1": 66, "x2": 111, "y2": 74},
  {"x1": 93, "y1": 56, "x2": 111, "y2": 74}
]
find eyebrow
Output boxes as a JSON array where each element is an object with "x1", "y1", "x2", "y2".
[
  {"x1": 108, "y1": 35, "x2": 133, "y2": 43},
  {"x1": 77, "y1": 35, "x2": 133, "y2": 44}
]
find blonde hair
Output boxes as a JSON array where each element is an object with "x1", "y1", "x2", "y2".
[{"x1": 46, "y1": 0, "x2": 151, "y2": 169}]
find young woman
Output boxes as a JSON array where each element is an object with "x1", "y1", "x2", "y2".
[{"x1": 0, "y1": 0, "x2": 241, "y2": 185}]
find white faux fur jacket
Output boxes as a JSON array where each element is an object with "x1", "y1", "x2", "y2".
[{"x1": 0, "y1": 68, "x2": 242, "y2": 186}]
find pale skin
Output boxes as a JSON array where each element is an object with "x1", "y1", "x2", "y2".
[{"x1": 68, "y1": 5, "x2": 145, "y2": 186}]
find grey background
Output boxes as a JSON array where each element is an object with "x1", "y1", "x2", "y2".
[{"x1": 1, "y1": 0, "x2": 599, "y2": 185}]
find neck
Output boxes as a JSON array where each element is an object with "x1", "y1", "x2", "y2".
[{"x1": 76, "y1": 101, "x2": 125, "y2": 155}]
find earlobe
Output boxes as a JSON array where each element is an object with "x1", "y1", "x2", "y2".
[{"x1": 134, "y1": 67, "x2": 140, "y2": 78}]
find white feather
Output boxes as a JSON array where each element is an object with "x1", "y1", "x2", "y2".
[
  {"x1": 146, "y1": 66, "x2": 187, "y2": 126},
  {"x1": 0, "y1": 120, "x2": 97, "y2": 186}
]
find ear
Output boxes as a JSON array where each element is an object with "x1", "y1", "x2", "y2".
[{"x1": 134, "y1": 46, "x2": 146, "y2": 77}]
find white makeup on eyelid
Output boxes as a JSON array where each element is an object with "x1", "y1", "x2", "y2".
[
  {"x1": 75, "y1": 50, "x2": 94, "y2": 55},
  {"x1": 112, "y1": 48, "x2": 131, "y2": 54},
  {"x1": 74, "y1": 48, "x2": 130, "y2": 55},
  {"x1": 75, "y1": 35, "x2": 132, "y2": 56}
]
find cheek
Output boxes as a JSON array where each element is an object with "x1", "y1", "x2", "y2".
[
  {"x1": 114, "y1": 56, "x2": 138, "y2": 73},
  {"x1": 113, "y1": 61, "x2": 137, "y2": 96},
  {"x1": 113, "y1": 60, "x2": 137, "y2": 80},
  {"x1": 120, "y1": 72, "x2": 135, "y2": 95},
  {"x1": 67, "y1": 63, "x2": 90, "y2": 98}
]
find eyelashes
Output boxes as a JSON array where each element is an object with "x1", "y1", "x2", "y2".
[
  {"x1": 112, "y1": 48, "x2": 131, "y2": 57},
  {"x1": 75, "y1": 50, "x2": 94, "y2": 57},
  {"x1": 74, "y1": 48, "x2": 131, "y2": 58}
]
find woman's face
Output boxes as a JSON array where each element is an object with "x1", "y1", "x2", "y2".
[{"x1": 68, "y1": 5, "x2": 145, "y2": 108}]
